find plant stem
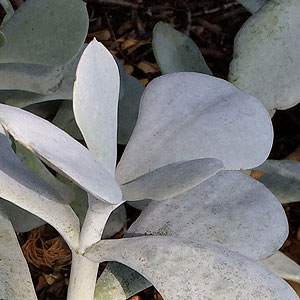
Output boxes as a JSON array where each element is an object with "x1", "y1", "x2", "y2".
[{"x1": 67, "y1": 251, "x2": 100, "y2": 300}]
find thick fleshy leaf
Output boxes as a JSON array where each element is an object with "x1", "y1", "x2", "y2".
[
  {"x1": 153, "y1": 22, "x2": 212, "y2": 75},
  {"x1": 116, "y1": 73, "x2": 273, "y2": 184},
  {"x1": 94, "y1": 262, "x2": 151, "y2": 300},
  {"x1": 52, "y1": 101, "x2": 83, "y2": 140},
  {"x1": 255, "y1": 160, "x2": 300, "y2": 204},
  {"x1": 0, "y1": 0, "x2": 88, "y2": 65},
  {"x1": 261, "y1": 252, "x2": 300, "y2": 283},
  {"x1": 0, "y1": 126, "x2": 79, "y2": 247},
  {"x1": 102, "y1": 204, "x2": 127, "y2": 239},
  {"x1": 0, "y1": 199, "x2": 44, "y2": 232},
  {"x1": 126, "y1": 170, "x2": 288, "y2": 260},
  {"x1": 229, "y1": 0, "x2": 300, "y2": 110},
  {"x1": 121, "y1": 158, "x2": 224, "y2": 201},
  {"x1": 0, "y1": 103, "x2": 122, "y2": 205},
  {"x1": 236, "y1": 0, "x2": 268, "y2": 13},
  {"x1": 86, "y1": 236, "x2": 298, "y2": 300},
  {"x1": 73, "y1": 40, "x2": 120, "y2": 175},
  {"x1": 117, "y1": 60, "x2": 144, "y2": 145},
  {"x1": 0, "y1": 209, "x2": 37, "y2": 300}
]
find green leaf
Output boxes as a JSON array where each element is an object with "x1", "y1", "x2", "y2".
[
  {"x1": 86, "y1": 236, "x2": 299, "y2": 300},
  {"x1": 126, "y1": 170, "x2": 288, "y2": 260},
  {"x1": 0, "y1": 209, "x2": 37, "y2": 300},
  {"x1": 0, "y1": 103, "x2": 122, "y2": 205},
  {"x1": 116, "y1": 73, "x2": 273, "y2": 184},
  {"x1": 229, "y1": 0, "x2": 300, "y2": 110},
  {"x1": 117, "y1": 60, "x2": 144, "y2": 145},
  {"x1": 73, "y1": 40, "x2": 120, "y2": 175},
  {"x1": 153, "y1": 22, "x2": 212, "y2": 75},
  {"x1": 0, "y1": 31, "x2": 6, "y2": 48},
  {"x1": 236, "y1": 0, "x2": 268, "y2": 13},
  {"x1": 0, "y1": 0, "x2": 88, "y2": 65},
  {"x1": 94, "y1": 262, "x2": 151, "y2": 300}
]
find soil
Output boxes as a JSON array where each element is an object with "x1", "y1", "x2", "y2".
[{"x1": 4, "y1": 0, "x2": 300, "y2": 299}]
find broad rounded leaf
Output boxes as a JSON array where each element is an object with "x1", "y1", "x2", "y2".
[
  {"x1": 153, "y1": 22, "x2": 212, "y2": 75},
  {"x1": 121, "y1": 158, "x2": 224, "y2": 201},
  {"x1": 117, "y1": 60, "x2": 144, "y2": 145},
  {"x1": 73, "y1": 40, "x2": 120, "y2": 175},
  {"x1": 236, "y1": 0, "x2": 268, "y2": 13},
  {"x1": 0, "y1": 0, "x2": 88, "y2": 65},
  {"x1": 116, "y1": 73, "x2": 273, "y2": 184},
  {"x1": 86, "y1": 236, "x2": 298, "y2": 300},
  {"x1": 126, "y1": 170, "x2": 288, "y2": 260},
  {"x1": 261, "y1": 251, "x2": 300, "y2": 283},
  {"x1": 229, "y1": 0, "x2": 300, "y2": 110},
  {"x1": 0, "y1": 104, "x2": 122, "y2": 205},
  {"x1": 95, "y1": 262, "x2": 151, "y2": 300},
  {"x1": 0, "y1": 127, "x2": 79, "y2": 248},
  {"x1": 0, "y1": 209, "x2": 37, "y2": 300}
]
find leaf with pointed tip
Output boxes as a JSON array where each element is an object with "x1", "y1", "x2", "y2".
[
  {"x1": 0, "y1": 126, "x2": 79, "y2": 247},
  {"x1": 261, "y1": 252, "x2": 300, "y2": 283},
  {"x1": 94, "y1": 262, "x2": 151, "y2": 300},
  {"x1": 53, "y1": 101, "x2": 83, "y2": 140},
  {"x1": 116, "y1": 73, "x2": 273, "y2": 184},
  {"x1": 73, "y1": 40, "x2": 120, "y2": 175},
  {"x1": 0, "y1": 0, "x2": 88, "y2": 65},
  {"x1": 153, "y1": 22, "x2": 212, "y2": 75},
  {"x1": 0, "y1": 209, "x2": 37, "y2": 300},
  {"x1": 0, "y1": 199, "x2": 44, "y2": 232},
  {"x1": 117, "y1": 60, "x2": 144, "y2": 145},
  {"x1": 121, "y1": 158, "x2": 224, "y2": 201},
  {"x1": 236, "y1": 0, "x2": 268, "y2": 13},
  {"x1": 229, "y1": 0, "x2": 300, "y2": 110},
  {"x1": 126, "y1": 171, "x2": 288, "y2": 260},
  {"x1": 0, "y1": 103, "x2": 122, "y2": 205},
  {"x1": 255, "y1": 160, "x2": 300, "y2": 204},
  {"x1": 86, "y1": 236, "x2": 298, "y2": 300}
]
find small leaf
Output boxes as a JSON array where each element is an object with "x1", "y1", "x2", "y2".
[
  {"x1": 0, "y1": 209, "x2": 37, "y2": 300},
  {"x1": 94, "y1": 262, "x2": 151, "y2": 300},
  {"x1": 236, "y1": 0, "x2": 268, "y2": 13},
  {"x1": 229, "y1": 0, "x2": 300, "y2": 110},
  {"x1": 116, "y1": 73, "x2": 273, "y2": 184},
  {"x1": 0, "y1": 103, "x2": 122, "y2": 205},
  {"x1": 153, "y1": 22, "x2": 212, "y2": 75},
  {"x1": 86, "y1": 236, "x2": 299, "y2": 300},
  {"x1": 121, "y1": 158, "x2": 224, "y2": 201},
  {"x1": 261, "y1": 251, "x2": 300, "y2": 283},
  {"x1": 0, "y1": 0, "x2": 88, "y2": 65},
  {"x1": 0, "y1": 126, "x2": 79, "y2": 248},
  {"x1": 73, "y1": 40, "x2": 120, "y2": 175},
  {"x1": 126, "y1": 170, "x2": 288, "y2": 260}
]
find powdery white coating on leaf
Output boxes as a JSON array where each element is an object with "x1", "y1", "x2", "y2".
[
  {"x1": 261, "y1": 251, "x2": 300, "y2": 283},
  {"x1": 121, "y1": 158, "x2": 224, "y2": 201},
  {"x1": 0, "y1": 104, "x2": 122, "y2": 205},
  {"x1": 153, "y1": 22, "x2": 212, "y2": 75},
  {"x1": 86, "y1": 236, "x2": 299, "y2": 300},
  {"x1": 0, "y1": 210, "x2": 37, "y2": 300},
  {"x1": 94, "y1": 262, "x2": 151, "y2": 300},
  {"x1": 229, "y1": 0, "x2": 300, "y2": 110},
  {"x1": 126, "y1": 170, "x2": 288, "y2": 260},
  {"x1": 0, "y1": 0, "x2": 88, "y2": 65},
  {"x1": 116, "y1": 73, "x2": 273, "y2": 184},
  {"x1": 0, "y1": 126, "x2": 80, "y2": 248},
  {"x1": 73, "y1": 40, "x2": 120, "y2": 175},
  {"x1": 236, "y1": 0, "x2": 268, "y2": 13}
]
